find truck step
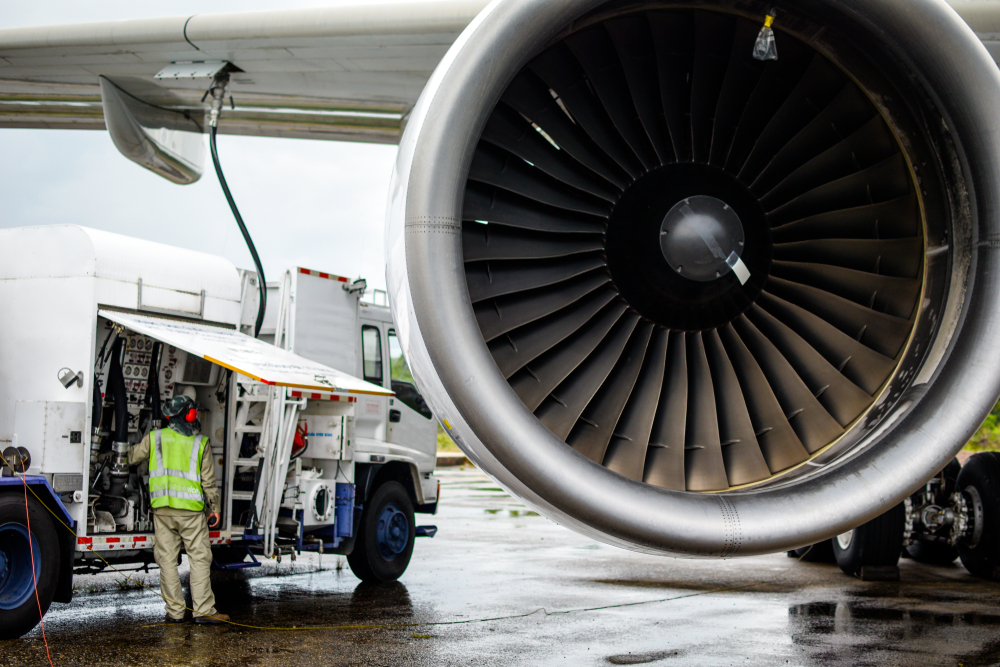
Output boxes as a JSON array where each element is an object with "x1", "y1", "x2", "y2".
[
  {"x1": 234, "y1": 458, "x2": 259, "y2": 466},
  {"x1": 230, "y1": 491, "x2": 254, "y2": 501},
  {"x1": 235, "y1": 425, "x2": 263, "y2": 433}
]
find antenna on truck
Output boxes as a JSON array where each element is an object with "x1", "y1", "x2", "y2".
[{"x1": 205, "y1": 71, "x2": 267, "y2": 337}]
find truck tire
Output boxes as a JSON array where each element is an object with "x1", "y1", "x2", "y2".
[
  {"x1": 832, "y1": 503, "x2": 905, "y2": 577},
  {"x1": 0, "y1": 493, "x2": 61, "y2": 639},
  {"x1": 957, "y1": 452, "x2": 1000, "y2": 579},
  {"x1": 347, "y1": 481, "x2": 415, "y2": 583},
  {"x1": 787, "y1": 540, "x2": 836, "y2": 563}
]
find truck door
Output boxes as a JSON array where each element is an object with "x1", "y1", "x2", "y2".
[
  {"x1": 386, "y1": 328, "x2": 436, "y2": 453},
  {"x1": 355, "y1": 322, "x2": 388, "y2": 440}
]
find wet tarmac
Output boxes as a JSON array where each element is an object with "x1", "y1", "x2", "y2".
[{"x1": 3, "y1": 467, "x2": 1000, "y2": 666}]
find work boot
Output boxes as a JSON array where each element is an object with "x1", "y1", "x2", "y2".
[
  {"x1": 165, "y1": 615, "x2": 186, "y2": 624},
  {"x1": 194, "y1": 613, "x2": 230, "y2": 625}
]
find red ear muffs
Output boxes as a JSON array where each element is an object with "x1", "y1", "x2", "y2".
[{"x1": 186, "y1": 408, "x2": 198, "y2": 422}]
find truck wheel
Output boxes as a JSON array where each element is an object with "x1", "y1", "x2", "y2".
[
  {"x1": 957, "y1": 452, "x2": 1000, "y2": 579},
  {"x1": 832, "y1": 503, "x2": 905, "y2": 577},
  {"x1": 787, "y1": 540, "x2": 836, "y2": 563},
  {"x1": 0, "y1": 493, "x2": 61, "y2": 639},
  {"x1": 347, "y1": 481, "x2": 415, "y2": 583}
]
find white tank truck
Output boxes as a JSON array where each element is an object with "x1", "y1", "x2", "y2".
[{"x1": 0, "y1": 224, "x2": 440, "y2": 639}]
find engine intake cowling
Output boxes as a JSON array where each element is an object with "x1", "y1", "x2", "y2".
[{"x1": 386, "y1": 0, "x2": 1000, "y2": 556}]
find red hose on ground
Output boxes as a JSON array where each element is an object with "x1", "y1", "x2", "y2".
[{"x1": 19, "y1": 460, "x2": 54, "y2": 667}]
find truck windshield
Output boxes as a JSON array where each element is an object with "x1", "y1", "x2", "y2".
[
  {"x1": 388, "y1": 330, "x2": 413, "y2": 383},
  {"x1": 388, "y1": 329, "x2": 431, "y2": 419}
]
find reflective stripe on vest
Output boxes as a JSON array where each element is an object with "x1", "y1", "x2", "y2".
[{"x1": 149, "y1": 429, "x2": 206, "y2": 511}]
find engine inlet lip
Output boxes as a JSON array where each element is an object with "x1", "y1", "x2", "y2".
[{"x1": 394, "y1": 0, "x2": 999, "y2": 556}]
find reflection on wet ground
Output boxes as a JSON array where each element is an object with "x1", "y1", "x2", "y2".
[{"x1": 2, "y1": 467, "x2": 999, "y2": 666}]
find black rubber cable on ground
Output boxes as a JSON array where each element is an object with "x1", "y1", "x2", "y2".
[{"x1": 209, "y1": 124, "x2": 266, "y2": 337}]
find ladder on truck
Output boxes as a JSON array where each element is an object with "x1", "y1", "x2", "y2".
[{"x1": 224, "y1": 271, "x2": 303, "y2": 557}]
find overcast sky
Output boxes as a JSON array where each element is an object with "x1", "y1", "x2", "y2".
[{"x1": 0, "y1": 1, "x2": 437, "y2": 292}]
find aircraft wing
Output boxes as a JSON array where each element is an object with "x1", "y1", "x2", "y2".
[
  {"x1": 0, "y1": 1, "x2": 488, "y2": 144},
  {"x1": 0, "y1": 0, "x2": 997, "y2": 146}
]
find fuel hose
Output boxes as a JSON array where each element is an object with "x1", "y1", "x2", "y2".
[{"x1": 209, "y1": 123, "x2": 267, "y2": 338}]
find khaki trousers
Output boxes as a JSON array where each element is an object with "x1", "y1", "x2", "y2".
[{"x1": 153, "y1": 511, "x2": 217, "y2": 619}]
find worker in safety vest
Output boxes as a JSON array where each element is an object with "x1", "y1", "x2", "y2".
[{"x1": 128, "y1": 395, "x2": 229, "y2": 624}]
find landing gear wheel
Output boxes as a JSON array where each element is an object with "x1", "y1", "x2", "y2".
[
  {"x1": 348, "y1": 481, "x2": 415, "y2": 583},
  {"x1": 787, "y1": 540, "x2": 836, "y2": 563},
  {"x1": 957, "y1": 452, "x2": 1000, "y2": 579},
  {"x1": 905, "y1": 458, "x2": 960, "y2": 565},
  {"x1": 0, "y1": 493, "x2": 61, "y2": 639},
  {"x1": 833, "y1": 503, "x2": 905, "y2": 577},
  {"x1": 905, "y1": 541, "x2": 958, "y2": 565}
]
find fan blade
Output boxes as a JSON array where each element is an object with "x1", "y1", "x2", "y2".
[
  {"x1": 770, "y1": 195, "x2": 919, "y2": 243},
  {"x1": 568, "y1": 323, "x2": 655, "y2": 464},
  {"x1": 770, "y1": 261, "x2": 921, "y2": 320},
  {"x1": 489, "y1": 287, "x2": 617, "y2": 378},
  {"x1": 703, "y1": 329, "x2": 771, "y2": 486},
  {"x1": 767, "y1": 153, "x2": 911, "y2": 225},
  {"x1": 469, "y1": 143, "x2": 613, "y2": 217},
  {"x1": 644, "y1": 332, "x2": 689, "y2": 490},
  {"x1": 474, "y1": 273, "x2": 612, "y2": 342},
  {"x1": 536, "y1": 312, "x2": 643, "y2": 440},
  {"x1": 463, "y1": 222, "x2": 603, "y2": 262},
  {"x1": 501, "y1": 69, "x2": 630, "y2": 189},
  {"x1": 565, "y1": 25, "x2": 659, "y2": 170},
  {"x1": 509, "y1": 306, "x2": 634, "y2": 411},
  {"x1": 481, "y1": 103, "x2": 622, "y2": 201},
  {"x1": 756, "y1": 292, "x2": 896, "y2": 396},
  {"x1": 759, "y1": 116, "x2": 898, "y2": 209},
  {"x1": 747, "y1": 302, "x2": 872, "y2": 426},
  {"x1": 725, "y1": 46, "x2": 830, "y2": 174},
  {"x1": 690, "y1": 11, "x2": 737, "y2": 164},
  {"x1": 764, "y1": 276, "x2": 912, "y2": 358},
  {"x1": 717, "y1": 324, "x2": 810, "y2": 473},
  {"x1": 684, "y1": 332, "x2": 730, "y2": 491},
  {"x1": 648, "y1": 10, "x2": 695, "y2": 162},
  {"x1": 531, "y1": 44, "x2": 644, "y2": 178},
  {"x1": 737, "y1": 55, "x2": 846, "y2": 182},
  {"x1": 465, "y1": 256, "x2": 606, "y2": 303},
  {"x1": 772, "y1": 237, "x2": 922, "y2": 278},
  {"x1": 732, "y1": 315, "x2": 843, "y2": 453},
  {"x1": 709, "y1": 19, "x2": 767, "y2": 167},
  {"x1": 464, "y1": 183, "x2": 607, "y2": 234},
  {"x1": 605, "y1": 14, "x2": 672, "y2": 164},
  {"x1": 604, "y1": 328, "x2": 670, "y2": 480},
  {"x1": 751, "y1": 84, "x2": 875, "y2": 196}
]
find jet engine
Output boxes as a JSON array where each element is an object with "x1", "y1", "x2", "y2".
[{"x1": 386, "y1": 0, "x2": 1000, "y2": 556}]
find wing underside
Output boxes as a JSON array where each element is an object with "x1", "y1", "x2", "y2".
[
  {"x1": 0, "y1": 1, "x2": 488, "y2": 143},
  {"x1": 0, "y1": 1, "x2": 996, "y2": 145}
]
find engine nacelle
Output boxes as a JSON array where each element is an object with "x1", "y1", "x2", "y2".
[{"x1": 387, "y1": 0, "x2": 1000, "y2": 556}]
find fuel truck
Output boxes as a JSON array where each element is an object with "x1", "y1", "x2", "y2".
[{"x1": 0, "y1": 224, "x2": 440, "y2": 639}]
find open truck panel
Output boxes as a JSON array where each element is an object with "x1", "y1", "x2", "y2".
[{"x1": 0, "y1": 225, "x2": 439, "y2": 639}]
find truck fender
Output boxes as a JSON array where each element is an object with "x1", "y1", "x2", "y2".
[{"x1": 0, "y1": 476, "x2": 76, "y2": 603}]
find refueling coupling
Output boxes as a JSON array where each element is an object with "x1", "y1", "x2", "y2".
[
  {"x1": 206, "y1": 72, "x2": 231, "y2": 129},
  {"x1": 106, "y1": 440, "x2": 131, "y2": 499}
]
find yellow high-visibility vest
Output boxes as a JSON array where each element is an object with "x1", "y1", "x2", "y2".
[{"x1": 148, "y1": 429, "x2": 207, "y2": 512}]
